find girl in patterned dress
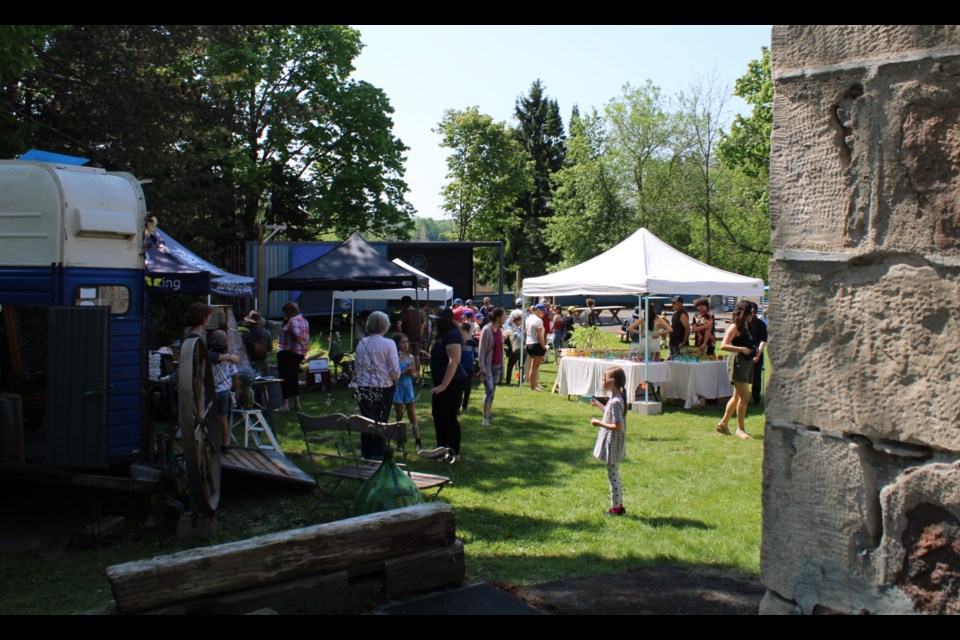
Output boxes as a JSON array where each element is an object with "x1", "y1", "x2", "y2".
[
  {"x1": 393, "y1": 333, "x2": 421, "y2": 450},
  {"x1": 591, "y1": 366, "x2": 627, "y2": 516}
]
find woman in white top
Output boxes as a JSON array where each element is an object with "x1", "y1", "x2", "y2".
[
  {"x1": 353, "y1": 310, "x2": 399, "y2": 460},
  {"x1": 524, "y1": 304, "x2": 548, "y2": 391}
]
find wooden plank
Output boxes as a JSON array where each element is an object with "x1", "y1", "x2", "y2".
[
  {"x1": 384, "y1": 540, "x2": 465, "y2": 598},
  {"x1": 182, "y1": 442, "x2": 315, "y2": 488},
  {"x1": 244, "y1": 451, "x2": 275, "y2": 473},
  {"x1": 105, "y1": 502, "x2": 456, "y2": 613},
  {"x1": 408, "y1": 472, "x2": 449, "y2": 491},
  {"x1": 260, "y1": 449, "x2": 314, "y2": 483},
  {"x1": 325, "y1": 465, "x2": 375, "y2": 482},
  {"x1": 227, "y1": 447, "x2": 272, "y2": 473}
]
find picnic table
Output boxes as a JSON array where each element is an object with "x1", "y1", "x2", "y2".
[{"x1": 571, "y1": 306, "x2": 627, "y2": 325}]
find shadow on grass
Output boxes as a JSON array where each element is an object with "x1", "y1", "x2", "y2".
[
  {"x1": 454, "y1": 505, "x2": 715, "y2": 546},
  {"x1": 454, "y1": 504, "x2": 610, "y2": 541},
  {"x1": 638, "y1": 516, "x2": 713, "y2": 530}
]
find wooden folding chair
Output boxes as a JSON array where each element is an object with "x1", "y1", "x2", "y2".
[{"x1": 298, "y1": 413, "x2": 454, "y2": 508}]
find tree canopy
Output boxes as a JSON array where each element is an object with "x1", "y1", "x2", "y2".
[
  {"x1": 545, "y1": 51, "x2": 772, "y2": 282},
  {"x1": 0, "y1": 25, "x2": 414, "y2": 262},
  {"x1": 547, "y1": 108, "x2": 633, "y2": 268},
  {"x1": 720, "y1": 47, "x2": 772, "y2": 180}
]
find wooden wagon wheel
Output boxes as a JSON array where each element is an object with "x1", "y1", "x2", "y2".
[{"x1": 178, "y1": 336, "x2": 221, "y2": 515}]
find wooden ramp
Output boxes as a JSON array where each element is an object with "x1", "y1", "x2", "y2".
[
  {"x1": 172, "y1": 441, "x2": 314, "y2": 489},
  {"x1": 221, "y1": 446, "x2": 315, "y2": 488}
]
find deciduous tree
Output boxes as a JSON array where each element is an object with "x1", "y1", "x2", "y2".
[
  {"x1": 547, "y1": 108, "x2": 632, "y2": 268},
  {"x1": 195, "y1": 25, "x2": 414, "y2": 242},
  {"x1": 435, "y1": 107, "x2": 531, "y2": 238},
  {"x1": 720, "y1": 47, "x2": 772, "y2": 181},
  {"x1": 0, "y1": 25, "x2": 415, "y2": 264},
  {"x1": 678, "y1": 73, "x2": 731, "y2": 265},
  {"x1": 605, "y1": 81, "x2": 689, "y2": 244}
]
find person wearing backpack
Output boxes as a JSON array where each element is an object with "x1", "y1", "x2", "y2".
[{"x1": 242, "y1": 310, "x2": 273, "y2": 376}]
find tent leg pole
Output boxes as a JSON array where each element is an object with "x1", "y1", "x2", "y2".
[
  {"x1": 329, "y1": 294, "x2": 335, "y2": 361},
  {"x1": 643, "y1": 294, "x2": 650, "y2": 404},
  {"x1": 498, "y1": 240, "x2": 504, "y2": 311},
  {"x1": 518, "y1": 290, "x2": 524, "y2": 394}
]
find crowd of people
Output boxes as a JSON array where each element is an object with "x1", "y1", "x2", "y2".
[{"x1": 173, "y1": 292, "x2": 767, "y2": 515}]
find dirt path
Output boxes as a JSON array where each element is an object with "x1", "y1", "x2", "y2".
[{"x1": 503, "y1": 565, "x2": 764, "y2": 615}]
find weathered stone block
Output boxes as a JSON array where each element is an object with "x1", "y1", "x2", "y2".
[
  {"x1": 761, "y1": 426, "x2": 876, "y2": 606},
  {"x1": 766, "y1": 259, "x2": 960, "y2": 451},
  {"x1": 772, "y1": 53, "x2": 960, "y2": 256},
  {"x1": 876, "y1": 462, "x2": 960, "y2": 614},
  {"x1": 761, "y1": 424, "x2": 922, "y2": 613},
  {"x1": 895, "y1": 92, "x2": 960, "y2": 253},
  {"x1": 773, "y1": 25, "x2": 960, "y2": 74},
  {"x1": 770, "y1": 70, "x2": 869, "y2": 254}
]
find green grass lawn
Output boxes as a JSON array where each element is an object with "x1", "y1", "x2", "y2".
[
  {"x1": 0, "y1": 347, "x2": 766, "y2": 613},
  {"x1": 269, "y1": 348, "x2": 766, "y2": 585}
]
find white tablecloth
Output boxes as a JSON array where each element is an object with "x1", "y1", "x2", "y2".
[
  {"x1": 555, "y1": 357, "x2": 669, "y2": 403},
  {"x1": 660, "y1": 361, "x2": 733, "y2": 409}
]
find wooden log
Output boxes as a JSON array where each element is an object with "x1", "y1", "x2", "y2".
[
  {"x1": 105, "y1": 502, "x2": 455, "y2": 613},
  {"x1": 125, "y1": 542, "x2": 464, "y2": 615},
  {"x1": 144, "y1": 571, "x2": 351, "y2": 615},
  {"x1": 384, "y1": 540, "x2": 465, "y2": 597}
]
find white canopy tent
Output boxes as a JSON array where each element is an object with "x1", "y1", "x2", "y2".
[
  {"x1": 520, "y1": 227, "x2": 765, "y2": 405},
  {"x1": 332, "y1": 258, "x2": 453, "y2": 302},
  {"x1": 523, "y1": 228, "x2": 764, "y2": 298}
]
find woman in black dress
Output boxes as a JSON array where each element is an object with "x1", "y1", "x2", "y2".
[
  {"x1": 716, "y1": 300, "x2": 756, "y2": 439},
  {"x1": 429, "y1": 307, "x2": 467, "y2": 461}
]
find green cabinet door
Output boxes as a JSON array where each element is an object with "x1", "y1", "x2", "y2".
[{"x1": 46, "y1": 306, "x2": 109, "y2": 468}]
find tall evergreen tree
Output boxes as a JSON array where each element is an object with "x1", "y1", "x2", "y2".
[{"x1": 507, "y1": 80, "x2": 566, "y2": 283}]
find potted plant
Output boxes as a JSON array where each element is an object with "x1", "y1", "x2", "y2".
[{"x1": 567, "y1": 325, "x2": 603, "y2": 356}]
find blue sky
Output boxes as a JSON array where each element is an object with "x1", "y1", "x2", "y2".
[{"x1": 351, "y1": 25, "x2": 772, "y2": 219}]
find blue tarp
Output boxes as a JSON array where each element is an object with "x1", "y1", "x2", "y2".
[{"x1": 17, "y1": 149, "x2": 90, "y2": 165}]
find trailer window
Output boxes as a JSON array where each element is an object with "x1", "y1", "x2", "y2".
[{"x1": 74, "y1": 285, "x2": 130, "y2": 315}]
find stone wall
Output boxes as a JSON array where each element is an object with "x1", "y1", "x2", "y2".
[{"x1": 763, "y1": 25, "x2": 960, "y2": 615}]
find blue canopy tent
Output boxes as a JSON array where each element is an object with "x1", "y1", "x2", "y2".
[{"x1": 145, "y1": 228, "x2": 256, "y2": 298}]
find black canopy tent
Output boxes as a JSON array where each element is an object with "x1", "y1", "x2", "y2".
[
  {"x1": 268, "y1": 232, "x2": 428, "y2": 346},
  {"x1": 268, "y1": 231, "x2": 427, "y2": 294}
]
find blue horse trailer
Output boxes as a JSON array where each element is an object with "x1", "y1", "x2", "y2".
[{"x1": 0, "y1": 160, "x2": 146, "y2": 469}]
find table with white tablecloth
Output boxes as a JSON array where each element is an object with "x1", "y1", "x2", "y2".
[
  {"x1": 554, "y1": 357, "x2": 669, "y2": 404},
  {"x1": 659, "y1": 360, "x2": 733, "y2": 409}
]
